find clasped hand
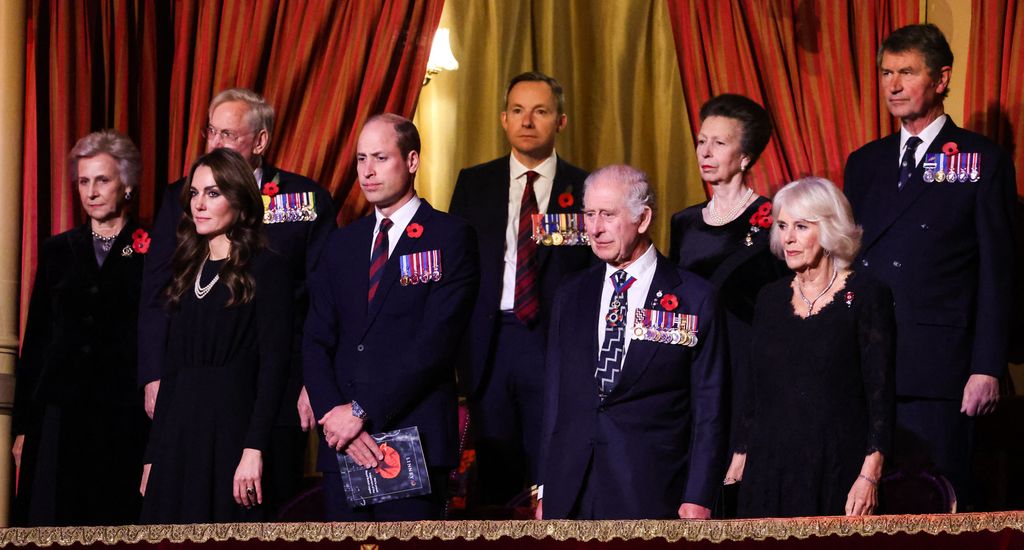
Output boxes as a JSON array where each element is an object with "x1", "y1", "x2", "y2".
[{"x1": 319, "y1": 404, "x2": 383, "y2": 468}]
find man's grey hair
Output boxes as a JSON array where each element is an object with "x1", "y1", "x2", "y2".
[
  {"x1": 208, "y1": 88, "x2": 275, "y2": 147},
  {"x1": 584, "y1": 164, "x2": 656, "y2": 222}
]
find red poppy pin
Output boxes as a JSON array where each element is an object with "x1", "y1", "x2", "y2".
[
  {"x1": 131, "y1": 228, "x2": 151, "y2": 254},
  {"x1": 262, "y1": 181, "x2": 279, "y2": 197},
  {"x1": 660, "y1": 293, "x2": 679, "y2": 311},
  {"x1": 942, "y1": 141, "x2": 959, "y2": 156},
  {"x1": 757, "y1": 202, "x2": 772, "y2": 216},
  {"x1": 845, "y1": 291, "x2": 855, "y2": 308},
  {"x1": 406, "y1": 223, "x2": 424, "y2": 238},
  {"x1": 557, "y1": 192, "x2": 574, "y2": 208}
]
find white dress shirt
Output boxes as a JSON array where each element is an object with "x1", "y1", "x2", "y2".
[
  {"x1": 596, "y1": 244, "x2": 658, "y2": 360},
  {"x1": 499, "y1": 151, "x2": 559, "y2": 310},
  {"x1": 370, "y1": 194, "x2": 422, "y2": 258},
  {"x1": 899, "y1": 114, "x2": 947, "y2": 167}
]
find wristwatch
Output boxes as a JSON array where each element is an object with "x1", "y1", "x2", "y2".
[{"x1": 350, "y1": 400, "x2": 368, "y2": 420}]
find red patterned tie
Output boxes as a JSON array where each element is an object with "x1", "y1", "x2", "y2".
[
  {"x1": 368, "y1": 218, "x2": 393, "y2": 303},
  {"x1": 514, "y1": 171, "x2": 540, "y2": 325}
]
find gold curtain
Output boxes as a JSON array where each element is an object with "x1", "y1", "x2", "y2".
[{"x1": 414, "y1": 0, "x2": 701, "y2": 249}]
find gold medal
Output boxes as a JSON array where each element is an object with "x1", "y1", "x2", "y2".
[{"x1": 550, "y1": 232, "x2": 564, "y2": 246}]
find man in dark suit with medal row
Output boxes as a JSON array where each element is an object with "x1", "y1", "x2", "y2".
[
  {"x1": 137, "y1": 88, "x2": 336, "y2": 515},
  {"x1": 449, "y1": 72, "x2": 592, "y2": 507},
  {"x1": 537, "y1": 164, "x2": 727, "y2": 519},
  {"x1": 844, "y1": 24, "x2": 1017, "y2": 508},
  {"x1": 303, "y1": 114, "x2": 479, "y2": 521}
]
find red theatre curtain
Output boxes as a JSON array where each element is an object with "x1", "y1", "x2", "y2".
[
  {"x1": 666, "y1": 0, "x2": 918, "y2": 197},
  {"x1": 964, "y1": 0, "x2": 1024, "y2": 197},
  {"x1": 21, "y1": 0, "x2": 443, "y2": 334}
]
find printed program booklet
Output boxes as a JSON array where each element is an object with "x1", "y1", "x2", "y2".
[{"x1": 336, "y1": 426, "x2": 431, "y2": 507}]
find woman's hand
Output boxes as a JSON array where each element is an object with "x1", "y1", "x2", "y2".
[
  {"x1": 233, "y1": 448, "x2": 263, "y2": 508},
  {"x1": 724, "y1": 452, "x2": 746, "y2": 484},
  {"x1": 12, "y1": 435, "x2": 24, "y2": 470},
  {"x1": 140, "y1": 463, "x2": 151, "y2": 496},
  {"x1": 845, "y1": 451, "x2": 883, "y2": 516}
]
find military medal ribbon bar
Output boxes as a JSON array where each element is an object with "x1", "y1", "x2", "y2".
[
  {"x1": 630, "y1": 308, "x2": 699, "y2": 347},
  {"x1": 399, "y1": 249, "x2": 443, "y2": 286}
]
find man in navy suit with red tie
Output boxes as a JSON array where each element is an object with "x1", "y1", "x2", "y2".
[
  {"x1": 303, "y1": 114, "x2": 479, "y2": 520},
  {"x1": 537, "y1": 165, "x2": 727, "y2": 519},
  {"x1": 844, "y1": 24, "x2": 1017, "y2": 507},
  {"x1": 449, "y1": 72, "x2": 591, "y2": 507}
]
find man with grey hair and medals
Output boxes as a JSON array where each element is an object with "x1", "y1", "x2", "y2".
[
  {"x1": 535, "y1": 165, "x2": 727, "y2": 519},
  {"x1": 138, "y1": 87, "x2": 336, "y2": 516}
]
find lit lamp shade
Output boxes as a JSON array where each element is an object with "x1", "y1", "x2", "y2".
[{"x1": 424, "y1": 28, "x2": 459, "y2": 84}]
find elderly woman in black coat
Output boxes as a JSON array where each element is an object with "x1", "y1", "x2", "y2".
[{"x1": 12, "y1": 130, "x2": 151, "y2": 526}]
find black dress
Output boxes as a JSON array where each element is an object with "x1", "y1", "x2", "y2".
[
  {"x1": 13, "y1": 223, "x2": 150, "y2": 526},
  {"x1": 141, "y1": 252, "x2": 292, "y2": 523},
  {"x1": 669, "y1": 197, "x2": 787, "y2": 452},
  {"x1": 736, "y1": 271, "x2": 895, "y2": 517}
]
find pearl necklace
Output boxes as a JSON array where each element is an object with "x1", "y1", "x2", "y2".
[
  {"x1": 707, "y1": 186, "x2": 754, "y2": 226},
  {"x1": 797, "y1": 267, "x2": 838, "y2": 316},
  {"x1": 194, "y1": 256, "x2": 221, "y2": 300},
  {"x1": 91, "y1": 230, "x2": 119, "y2": 252}
]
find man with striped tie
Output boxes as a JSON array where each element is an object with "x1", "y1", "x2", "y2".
[
  {"x1": 537, "y1": 165, "x2": 727, "y2": 519},
  {"x1": 303, "y1": 114, "x2": 479, "y2": 520},
  {"x1": 449, "y1": 72, "x2": 591, "y2": 508}
]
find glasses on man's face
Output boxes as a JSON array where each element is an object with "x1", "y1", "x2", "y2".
[{"x1": 201, "y1": 125, "x2": 251, "y2": 144}]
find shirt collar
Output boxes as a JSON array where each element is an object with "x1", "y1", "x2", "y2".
[
  {"x1": 510, "y1": 150, "x2": 558, "y2": 182},
  {"x1": 253, "y1": 166, "x2": 264, "y2": 188},
  {"x1": 375, "y1": 194, "x2": 422, "y2": 228},
  {"x1": 900, "y1": 114, "x2": 947, "y2": 151},
  {"x1": 604, "y1": 242, "x2": 657, "y2": 282}
]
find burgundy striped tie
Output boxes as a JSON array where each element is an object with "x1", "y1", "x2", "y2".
[
  {"x1": 513, "y1": 171, "x2": 540, "y2": 325},
  {"x1": 368, "y1": 218, "x2": 393, "y2": 303}
]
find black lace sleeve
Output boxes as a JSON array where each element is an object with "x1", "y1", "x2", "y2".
[{"x1": 855, "y1": 277, "x2": 896, "y2": 457}]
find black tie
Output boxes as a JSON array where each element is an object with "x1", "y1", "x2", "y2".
[{"x1": 899, "y1": 136, "x2": 923, "y2": 191}]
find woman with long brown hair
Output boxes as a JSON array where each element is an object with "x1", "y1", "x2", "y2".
[{"x1": 140, "y1": 148, "x2": 293, "y2": 523}]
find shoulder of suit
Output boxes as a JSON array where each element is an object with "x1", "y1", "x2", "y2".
[
  {"x1": 459, "y1": 156, "x2": 509, "y2": 177},
  {"x1": 556, "y1": 157, "x2": 589, "y2": 182},
  {"x1": 946, "y1": 125, "x2": 1009, "y2": 157},
  {"x1": 274, "y1": 167, "x2": 328, "y2": 193},
  {"x1": 849, "y1": 132, "x2": 899, "y2": 160}
]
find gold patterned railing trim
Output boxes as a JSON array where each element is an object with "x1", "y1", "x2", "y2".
[{"x1": 1, "y1": 512, "x2": 1023, "y2": 546}]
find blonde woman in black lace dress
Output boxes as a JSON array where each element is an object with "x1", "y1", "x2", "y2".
[{"x1": 728, "y1": 177, "x2": 895, "y2": 517}]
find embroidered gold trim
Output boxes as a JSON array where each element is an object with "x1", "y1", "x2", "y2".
[{"x1": 1, "y1": 513, "x2": 1023, "y2": 546}]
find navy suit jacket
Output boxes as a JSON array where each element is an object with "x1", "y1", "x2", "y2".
[
  {"x1": 303, "y1": 200, "x2": 480, "y2": 472},
  {"x1": 538, "y1": 253, "x2": 728, "y2": 519},
  {"x1": 448, "y1": 155, "x2": 592, "y2": 396},
  {"x1": 137, "y1": 164, "x2": 336, "y2": 424},
  {"x1": 844, "y1": 117, "x2": 1016, "y2": 399}
]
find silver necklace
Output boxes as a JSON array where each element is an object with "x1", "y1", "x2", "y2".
[
  {"x1": 797, "y1": 267, "x2": 839, "y2": 315},
  {"x1": 707, "y1": 186, "x2": 753, "y2": 225},
  {"x1": 194, "y1": 256, "x2": 221, "y2": 300},
  {"x1": 91, "y1": 230, "x2": 119, "y2": 252}
]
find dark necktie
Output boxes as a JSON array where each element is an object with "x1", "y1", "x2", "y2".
[
  {"x1": 368, "y1": 217, "x2": 393, "y2": 303},
  {"x1": 595, "y1": 270, "x2": 636, "y2": 397},
  {"x1": 513, "y1": 170, "x2": 540, "y2": 325},
  {"x1": 899, "y1": 136, "x2": 923, "y2": 190}
]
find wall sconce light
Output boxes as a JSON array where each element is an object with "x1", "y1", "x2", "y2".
[{"x1": 423, "y1": 28, "x2": 459, "y2": 86}]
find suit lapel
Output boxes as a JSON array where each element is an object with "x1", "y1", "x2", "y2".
[
  {"x1": 574, "y1": 267, "x2": 606, "y2": 395},
  {"x1": 606, "y1": 256, "x2": 682, "y2": 400},
  {"x1": 862, "y1": 118, "x2": 956, "y2": 251},
  {"x1": 363, "y1": 200, "x2": 435, "y2": 333},
  {"x1": 69, "y1": 224, "x2": 101, "y2": 278}
]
